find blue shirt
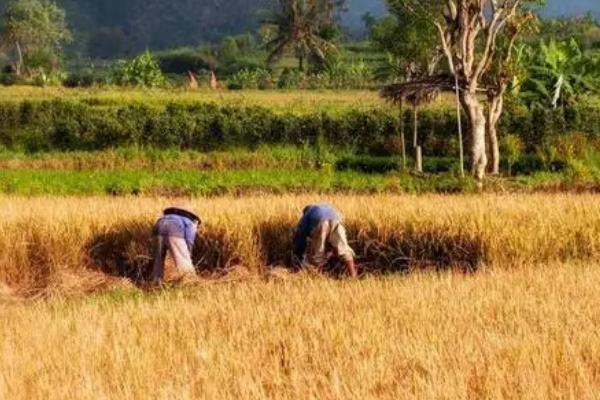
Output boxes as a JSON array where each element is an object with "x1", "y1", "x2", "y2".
[
  {"x1": 153, "y1": 214, "x2": 198, "y2": 251},
  {"x1": 293, "y1": 203, "x2": 342, "y2": 259}
]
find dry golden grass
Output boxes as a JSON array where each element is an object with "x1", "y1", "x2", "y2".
[
  {"x1": 3, "y1": 194, "x2": 600, "y2": 399},
  {"x1": 0, "y1": 85, "x2": 457, "y2": 114},
  {"x1": 0, "y1": 86, "x2": 387, "y2": 113},
  {"x1": 2, "y1": 264, "x2": 600, "y2": 399},
  {"x1": 2, "y1": 194, "x2": 600, "y2": 296}
]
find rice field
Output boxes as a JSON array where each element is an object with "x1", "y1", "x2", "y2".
[
  {"x1": 2, "y1": 264, "x2": 600, "y2": 399},
  {"x1": 3, "y1": 193, "x2": 600, "y2": 399},
  {"x1": 2, "y1": 193, "x2": 600, "y2": 296},
  {"x1": 0, "y1": 86, "x2": 457, "y2": 114}
]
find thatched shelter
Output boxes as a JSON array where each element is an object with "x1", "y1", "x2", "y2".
[
  {"x1": 380, "y1": 74, "x2": 467, "y2": 176},
  {"x1": 380, "y1": 74, "x2": 463, "y2": 106}
]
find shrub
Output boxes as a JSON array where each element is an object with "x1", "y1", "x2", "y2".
[
  {"x1": 226, "y1": 69, "x2": 259, "y2": 90},
  {"x1": 307, "y1": 60, "x2": 374, "y2": 90},
  {"x1": 501, "y1": 134, "x2": 524, "y2": 176},
  {"x1": 347, "y1": 61, "x2": 374, "y2": 89},
  {"x1": 229, "y1": 33, "x2": 257, "y2": 52},
  {"x1": 336, "y1": 156, "x2": 400, "y2": 174},
  {"x1": 552, "y1": 132, "x2": 589, "y2": 161},
  {"x1": 219, "y1": 60, "x2": 264, "y2": 78},
  {"x1": 277, "y1": 68, "x2": 303, "y2": 89},
  {"x1": 508, "y1": 155, "x2": 545, "y2": 175},
  {"x1": 63, "y1": 68, "x2": 105, "y2": 88},
  {"x1": 156, "y1": 48, "x2": 212, "y2": 75},
  {"x1": 226, "y1": 69, "x2": 274, "y2": 90},
  {"x1": 423, "y1": 158, "x2": 459, "y2": 174},
  {"x1": 111, "y1": 51, "x2": 166, "y2": 88},
  {"x1": 257, "y1": 69, "x2": 275, "y2": 90},
  {"x1": 565, "y1": 159, "x2": 593, "y2": 183},
  {"x1": 219, "y1": 36, "x2": 241, "y2": 61}
]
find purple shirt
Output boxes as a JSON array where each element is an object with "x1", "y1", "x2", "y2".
[
  {"x1": 153, "y1": 214, "x2": 198, "y2": 251},
  {"x1": 293, "y1": 203, "x2": 342, "y2": 259}
]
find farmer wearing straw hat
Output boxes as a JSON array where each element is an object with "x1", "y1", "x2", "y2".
[
  {"x1": 293, "y1": 203, "x2": 357, "y2": 278},
  {"x1": 151, "y1": 202, "x2": 201, "y2": 283}
]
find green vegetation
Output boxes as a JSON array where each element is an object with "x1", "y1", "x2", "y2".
[
  {"x1": 0, "y1": 0, "x2": 71, "y2": 80},
  {"x1": 0, "y1": 168, "x2": 473, "y2": 196},
  {"x1": 0, "y1": 94, "x2": 597, "y2": 158},
  {"x1": 0, "y1": 145, "x2": 598, "y2": 196},
  {"x1": 110, "y1": 51, "x2": 166, "y2": 88},
  {"x1": 519, "y1": 39, "x2": 600, "y2": 108},
  {"x1": 0, "y1": 146, "x2": 335, "y2": 170},
  {"x1": 2, "y1": 163, "x2": 600, "y2": 196},
  {"x1": 264, "y1": 0, "x2": 335, "y2": 72},
  {"x1": 0, "y1": 1, "x2": 596, "y2": 185}
]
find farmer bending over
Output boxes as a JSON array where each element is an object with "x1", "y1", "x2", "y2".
[
  {"x1": 151, "y1": 202, "x2": 201, "y2": 283},
  {"x1": 293, "y1": 203, "x2": 357, "y2": 278}
]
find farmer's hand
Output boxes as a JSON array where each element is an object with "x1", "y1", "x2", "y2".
[{"x1": 345, "y1": 259, "x2": 358, "y2": 279}]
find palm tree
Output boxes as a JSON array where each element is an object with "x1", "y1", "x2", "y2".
[{"x1": 263, "y1": 0, "x2": 334, "y2": 71}]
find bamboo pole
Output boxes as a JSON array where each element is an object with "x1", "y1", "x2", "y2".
[
  {"x1": 400, "y1": 100, "x2": 406, "y2": 170},
  {"x1": 454, "y1": 73, "x2": 465, "y2": 178}
]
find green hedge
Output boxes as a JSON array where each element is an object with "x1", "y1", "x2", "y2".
[{"x1": 0, "y1": 99, "x2": 598, "y2": 155}]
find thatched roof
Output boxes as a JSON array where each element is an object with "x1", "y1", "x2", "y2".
[{"x1": 381, "y1": 74, "x2": 464, "y2": 107}]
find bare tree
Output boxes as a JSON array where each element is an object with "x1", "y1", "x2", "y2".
[{"x1": 394, "y1": 0, "x2": 541, "y2": 182}]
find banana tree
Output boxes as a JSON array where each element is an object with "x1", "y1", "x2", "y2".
[{"x1": 520, "y1": 39, "x2": 600, "y2": 109}]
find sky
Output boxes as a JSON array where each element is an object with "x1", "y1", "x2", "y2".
[
  {"x1": 346, "y1": 0, "x2": 600, "y2": 24},
  {"x1": 542, "y1": 0, "x2": 600, "y2": 17}
]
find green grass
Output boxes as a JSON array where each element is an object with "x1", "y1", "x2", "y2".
[
  {"x1": 0, "y1": 168, "x2": 478, "y2": 196},
  {"x1": 0, "y1": 146, "x2": 595, "y2": 196},
  {"x1": 0, "y1": 146, "x2": 329, "y2": 171},
  {"x1": 1, "y1": 164, "x2": 598, "y2": 196}
]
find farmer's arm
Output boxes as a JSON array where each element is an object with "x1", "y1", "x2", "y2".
[{"x1": 292, "y1": 218, "x2": 309, "y2": 265}]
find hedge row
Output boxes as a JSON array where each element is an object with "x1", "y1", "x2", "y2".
[{"x1": 0, "y1": 99, "x2": 598, "y2": 155}]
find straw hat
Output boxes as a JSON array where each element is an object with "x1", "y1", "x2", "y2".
[{"x1": 164, "y1": 201, "x2": 201, "y2": 223}]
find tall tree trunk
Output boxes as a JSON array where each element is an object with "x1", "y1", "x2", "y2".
[
  {"x1": 486, "y1": 94, "x2": 503, "y2": 175},
  {"x1": 461, "y1": 91, "x2": 488, "y2": 182},
  {"x1": 298, "y1": 55, "x2": 304, "y2": 72}
]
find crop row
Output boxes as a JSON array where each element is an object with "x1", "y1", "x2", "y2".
[
  {"x1": 2, "y1": 194, "x2": 600, "y2": 297},
  {"x1": 0, "y1": 99, "x2": 598, "y2": 156}
]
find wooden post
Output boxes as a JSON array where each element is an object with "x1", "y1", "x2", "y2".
[
  {"x1": 400, "y1": 100, "x2": 406, "y2": 170},
  {"x1": 454, "y1": 65, "x2": 465, "y2": 177},
  {"x1": 413, "y1": 105, "x2": 422, "y2": 173},
  {"x1": 413, "y1": 106, "x2": 418, "y2": 148}
]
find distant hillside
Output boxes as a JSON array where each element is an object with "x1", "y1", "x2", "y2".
[
  {"x1": 0, "y1": 0, "x2": 270, "y2": 57},
  {"x1": 0, "y1": 0, "x2": 597, "y2": 58}
]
